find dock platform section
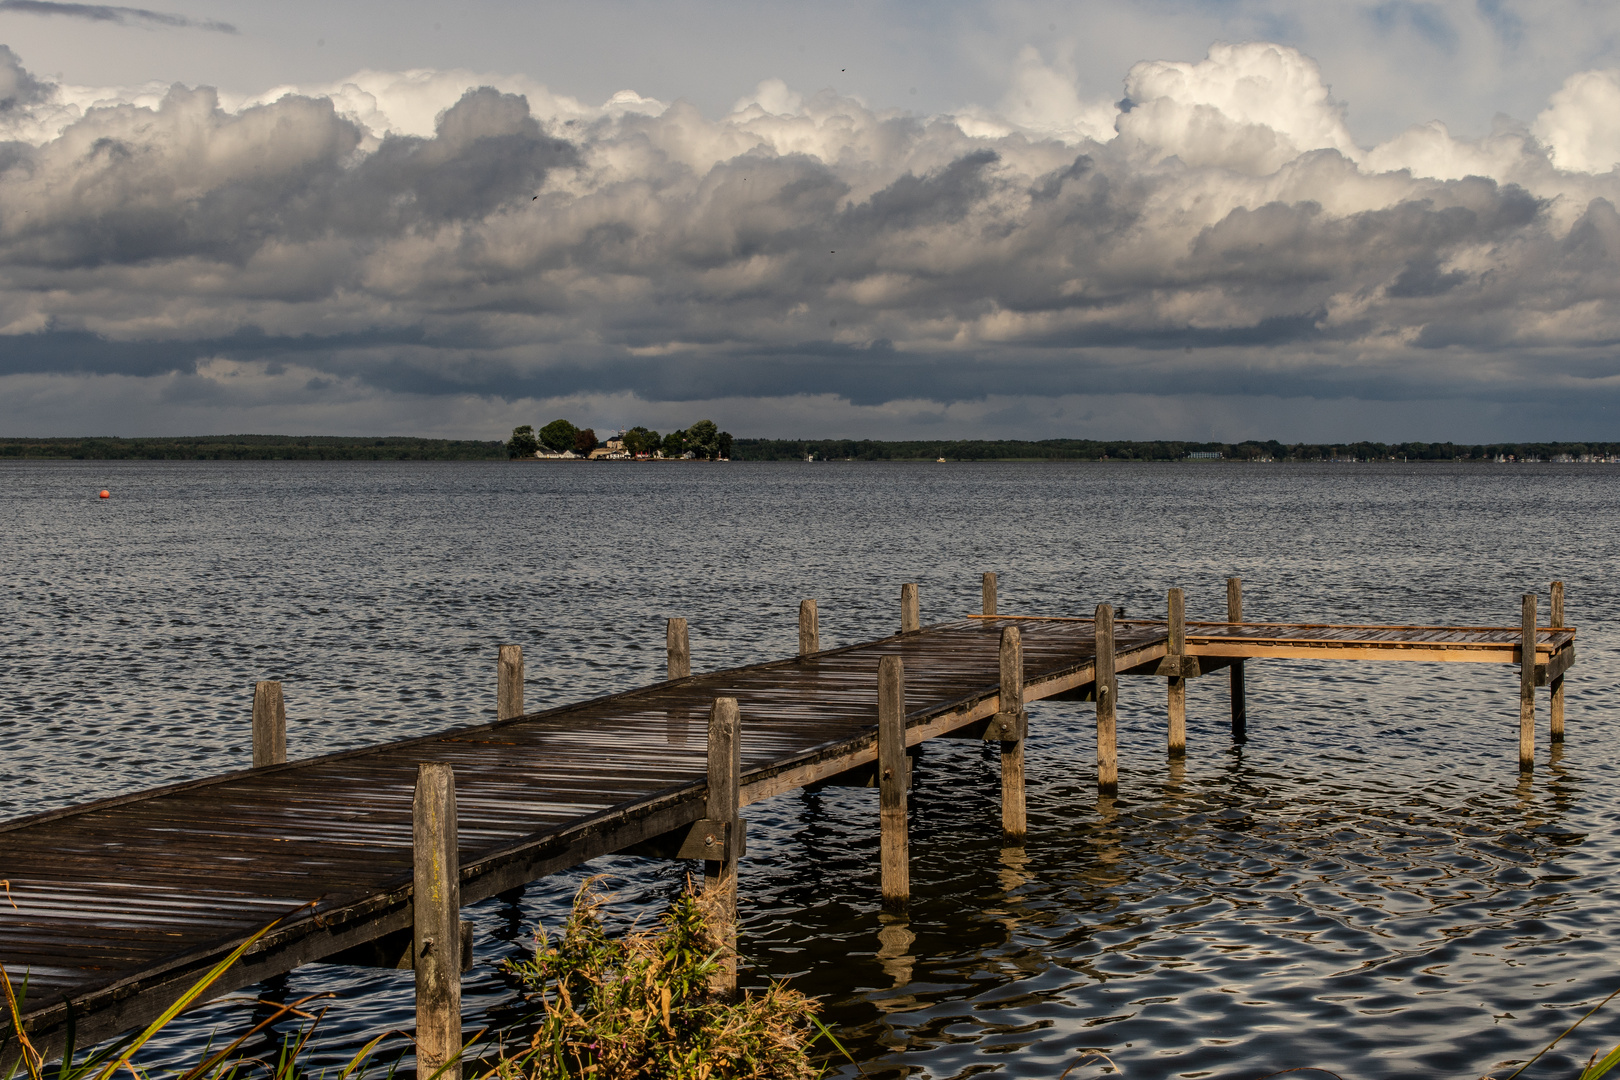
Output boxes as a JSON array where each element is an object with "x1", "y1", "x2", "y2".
[{"x1": 0, "y1": 577, "x2": 1577, "y2": 1074}]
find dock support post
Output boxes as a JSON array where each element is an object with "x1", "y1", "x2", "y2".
[
  {"x1": 414, "y1": 762, "x2": 462, "y2": 1080},
  {"x1": 497, "y1": 645, "x2": 523, "y2": 721},
  {"x1": 1520, "y1": 593, "x2": 1536, "y2": 771},
  {"x1": 900, "y1": 583, "x2": 919, "y2": 633},
  {"x1": 1167, "y1": 589, "x2": 1186, "y2": 757},
  {"x1": 252, "y1": 681, "x2": 285, "y2": 768},
  {"x1": 878, "y1": 657, "x2": 910, "y2": 909},
  {"x1": 668, "y1": 618, "x2": 690, "y2": 680},
  {"x1": 982, "y1": 572, "x2": 997, "y2": 617},
  {"x1": 799, "y1": 600, "x2": 820, "y2": 655},
  {"x1": 1227, "y1": 577, "x2": 1247, "y2": 743},
  {"x1": 1551, "y1": 581, "x2": 1565, "y2": 742},
  {"x1": 1095, "y1": 604, "x2": 1118, "y2": 794},
  {"x1": 997, "y1": 626, "x2": 1027, "y2": 843},
  {"x1": 705, "y1": 697, "x2": 741, "y2": 995}
]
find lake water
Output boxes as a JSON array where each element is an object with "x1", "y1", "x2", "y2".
[{"x1": 3, "y1": 460, "x2": 1619, "y2": 1079}]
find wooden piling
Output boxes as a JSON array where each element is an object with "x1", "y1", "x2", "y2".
[
  {"x1": 1551, "y1": 581, "x2": 1565, "y2": 742},
  {"x1": 982, "y1": 572, "x2": 997, "y2": 617},
  {"x1": 413, "y1": 762, "x2": 462, "y2": 1080},
  {"x1": 1227, "y1": 577, "x2": 1247, "y2": 743},
  {"x1": 667, "y1": 618, "x2": 690, "y2": 680},
  {"x1": 497, "y1": 645, "x2": 523, "y2": 721},
  {"x1": 1167, "y1": 588, "x2": 1187, "y2": 757},
  {"x1": 1095, "y1": 603, "x2": 1118, "y2": 794},
  {"x1": 1520, "y1": 593, "x2": 1536, "y2": 771},
  {"x1": 251, "y1": 681, "x2": 285, "y2": 768},
  {"x1": 877, "y1": 656, "x2": 910, "y2": 909},
  {"x1": 799, "y1": 600, "x2": 820, "y2": 656},
  {"x1": 901, "y1": 583, "x2": 920, "y2": 633},
  {"x1": 705, "y1": 697, "x2": 741, "y2": 994},
  {"x1": 998, "y1": 625, "x2": 1027, "y2": 843}
]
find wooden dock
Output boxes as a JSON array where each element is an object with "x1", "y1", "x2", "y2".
[{"x1": 0, "y1": 578, "x2": 1577, "y2": 1075}]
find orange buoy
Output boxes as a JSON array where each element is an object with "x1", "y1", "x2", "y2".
[{"x1": 99, "y1": 490, "x2": 110, "y2": 499}]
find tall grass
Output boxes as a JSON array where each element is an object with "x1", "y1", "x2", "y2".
[
  {"x1": 1, "y1": 882, "x2": 839, "y2": 1080},
  {"x1": 487, "y1": 878, "x2": 842, "y2": 1080},
  {"x1": 1, "y1": 919, "x2": 388, "y2": 1080}
]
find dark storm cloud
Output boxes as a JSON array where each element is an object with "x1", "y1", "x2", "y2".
[
  {"x1": 0, "y1": 44, "x2": 47, "y2": 111},
  {"x1": 4, "y1": 38, "x2": 1620, "y2": 436},
  {"x1": 1, "y1": 86, "x2": 572, "y2": 270},
  {"x1": 0, "y1": 0, "x2": 234, "y2": 32}
]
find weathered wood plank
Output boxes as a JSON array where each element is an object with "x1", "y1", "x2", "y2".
[
  {"x1": 668, "y1": 619, "x2": 691, "y2": 680},
  {"x1": 252, "y1": 682, "x2": 286, "y2": 769},
  {"x1": 1167, "y1": 588, "x2": 1186, "y2": 758},
  {"x1": 1521, "y1": 594, "x2": 1536, "y2": 772},
  {"x1": 997, "y1": 626, "x2": 1026, "y2": 843},
  {"x1": 1228, "y1": 578, "x2": 1246, "y2": 743},
  {"x1": 901, "y1": 583, "x2": 920, "y2": 634},
  {"x1": 878, "y1": 656, "x2": 909, "y2": 911},
  {"x1": 1095, "y1": 604, "x2": 1118, "y2": 794},
  {"x1": 704, "y1": 697, "x2": 741, "y2": 996},
  {"x1": 1538, "y1": 646, "x2": 1576, "y2": 686},
  {"x1": 799, "y1": 600, "x2": 820, "y2": 656},
  {"x1": 1551, "y1": 581, "x2": 1565, "y2": 741},
  {"x1": 497, "y1": 645, "x2": 524, "y2": 722},
  {"x1": 413, "y1": 762, "x2": 462, "y2": 1080}
]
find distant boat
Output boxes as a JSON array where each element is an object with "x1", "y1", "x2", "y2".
[{"x1": 936, "y1": 457, "x2": 946, "y2": 462}]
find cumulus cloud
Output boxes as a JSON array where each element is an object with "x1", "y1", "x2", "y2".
[
  {"x1": 2, "y1": 40, "x2": 1620, "y2": 439},
  {"x1": 1533, "y1": 69, "x2": 1620, "y2": 174},
  {"x1": 1118, "y1": 42, "x2": 1361, "y2": 173}
]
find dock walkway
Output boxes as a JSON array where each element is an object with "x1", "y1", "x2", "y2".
[{"x1": 0, "y1": 579, "x2": 1577, "y2": 1068}]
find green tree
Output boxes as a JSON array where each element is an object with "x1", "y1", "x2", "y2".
[
  {"x1": 661, "y1": 428, "x2": 689, "y2": 458},
  {"x1": 539, "y1": 418, "x2": 579, "y2": 454},
  {"x1": 507, "y1": 425, "x2": 539, "y2": 458},
  {"x1": 717, "y1": 430, "x2": 733, "y2": 460},
  {"x1": 687, "y1": 419, "x2": 720, "y2": 459},
  {"x1": 623, "y1": 426, "x2": 659, "y2": 456},
  {"x1": 574, "y1": 427, "x2": 598, "y2": 455}
]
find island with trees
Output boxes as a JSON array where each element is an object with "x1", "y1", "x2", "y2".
[{"x1": 507, "y1": 419, "x2": 734, "y2": 460}]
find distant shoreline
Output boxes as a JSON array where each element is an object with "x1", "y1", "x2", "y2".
[{"x1": 1, "y1": 435, "x2": 1616, "y2": 463}]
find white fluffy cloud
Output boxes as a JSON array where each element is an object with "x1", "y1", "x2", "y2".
[
  {"x1": 1118, "y1": 42, "x2": 1361, "y2": 174},
  {"x1": 1533, "y1": 69, "x2": 1620, "y2": 174},
  {"x1": 3, "y1": 39, "x2": 1620, "y2": 440}
]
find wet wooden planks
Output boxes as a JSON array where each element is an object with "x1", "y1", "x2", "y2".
[
  {"x1": 0, "y1": 618, "x2": 1128, "y2": 1055},
  {"x1": 0, "y1": 612, "x2": 1573, "y2": 1059}
]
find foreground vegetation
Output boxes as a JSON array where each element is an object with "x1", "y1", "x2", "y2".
[
  {"x1": 492, "y1": 880, "x2": 831, "y2": 1080},
  {"x1": 1, "y1": 882, "x2": 837, "y2": 1080}
]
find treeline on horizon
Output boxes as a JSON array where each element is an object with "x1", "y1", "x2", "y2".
[
  {"x1": 732, "y1": 438, "x2": 1620, "y2": 461},
  {"x1": 3, "y1": 435, "x2": 1620, "y2": 461},
  {"x1": 0, "y1": 435, "x2": 505, "y2": 460}
]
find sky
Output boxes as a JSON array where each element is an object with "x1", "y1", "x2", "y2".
[{"x1": 3, "y1": 1, "x2": 1620, "y2": 442}]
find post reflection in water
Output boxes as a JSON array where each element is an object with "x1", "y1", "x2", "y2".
[{"x1": 874, "y1": 915, "x2": 917, "y2": 993}]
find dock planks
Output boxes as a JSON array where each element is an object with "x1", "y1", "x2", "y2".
[{"x1": 0, "y1": 612, "x2": 1576, "y2": 1060}]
